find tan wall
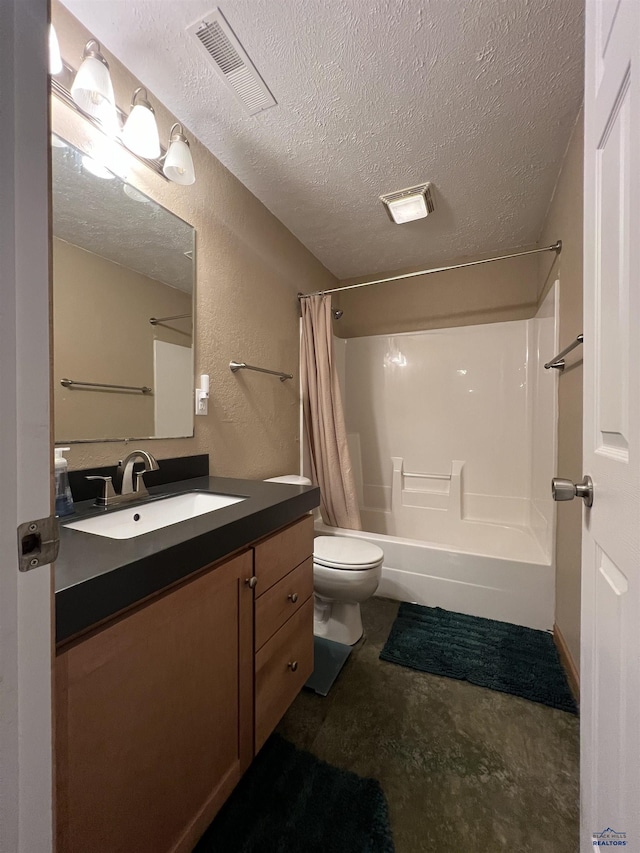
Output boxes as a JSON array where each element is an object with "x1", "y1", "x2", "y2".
[
  {"x1": 53, "y1": 238, "x2": 192, "y2": 442},
  {"x1": 52, "y1": 2, "x2": 336, "y2": 475},
  {"x1": 538, "y1": 110, "x2": 584, "y2": 672},
  {"x1": 333, "y1": 253, "x2": 540, "y2": 338}
]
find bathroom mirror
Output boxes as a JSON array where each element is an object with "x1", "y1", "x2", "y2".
[{"x1": 52, "y1": 134, "x2": 195, "y2": 442}]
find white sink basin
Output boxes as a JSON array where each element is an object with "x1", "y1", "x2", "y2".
[{"x1": 64, "y1": 492, "x2": 247, "y2": 540}]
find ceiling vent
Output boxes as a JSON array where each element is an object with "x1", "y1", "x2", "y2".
[{"x1": 187, "y1": 9, "x2": 277, "y2": 116}]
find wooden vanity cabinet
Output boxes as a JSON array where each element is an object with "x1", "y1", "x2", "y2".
[
  {"x1": 55, "y1": 514, "x2": 315, "y2": 853},
  {"x1": 56, "y1": 550, "x2": 254, "y2": 853}
]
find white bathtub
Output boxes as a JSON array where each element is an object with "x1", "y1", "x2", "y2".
[{"x1": 314, "y1": 520, "x2": 554, "y2": 631}]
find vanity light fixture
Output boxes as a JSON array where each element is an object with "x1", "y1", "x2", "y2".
[
  {"x1": 122, "y1": 87, "x2": 161, "y2": 159},
  {"x1": 49, "y1": 25, "x2": 63, "y2": 76},
  {"x1": 380, "y1": 182, "x2": 435, "y2": 224},
  {"x1": 52, "y1": 39, "x2": 196, "y2": 185},
  {"x1": 163, "y1": 123, "x2": 196, "y2": 186},
  {"x1": 70, "y1": 39, "x2": 118, "y2": 135}
]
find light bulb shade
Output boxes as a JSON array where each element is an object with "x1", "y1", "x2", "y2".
[
  {"x1": 71, "y1": 41, "x2": 118, "y2": 134},
  {"x1": 49, "y1": 25, "x2": 62, "y2": 75},
  {"x1": 163, "y1": 127, "x2": 195, "y2": 185},
  {"x1": 122, "y1": 103, "x2": 161, "y2": 159}
]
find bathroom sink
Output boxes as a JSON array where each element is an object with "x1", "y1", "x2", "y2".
[{"x1": 63, "y1": 492, "x2": 247, "y2": 540}]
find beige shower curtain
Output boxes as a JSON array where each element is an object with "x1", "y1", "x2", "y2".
[{"x1": 300, "y1": 294, "x2": 361, "y2": 530}]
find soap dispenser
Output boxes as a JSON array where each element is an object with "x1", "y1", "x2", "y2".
[{"x1": 54, "y1": 447, "x2": 74, "y2": 517}]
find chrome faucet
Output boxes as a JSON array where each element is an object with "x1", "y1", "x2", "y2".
[{"x1": 86, "y1": 450, "x2": 160, "y2": 508}]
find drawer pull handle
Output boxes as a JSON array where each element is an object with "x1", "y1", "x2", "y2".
[
  {"x1": 245, "y1": 576, "x2": 258, "y2": 589},
  {"x1": 288, "y1": 593, "x2": 299, "y2": 603},
  {"x1": 288, "y1": 660, "x2": 298, "y2": 672}
]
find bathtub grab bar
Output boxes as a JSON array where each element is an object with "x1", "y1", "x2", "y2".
[
  {"x1": 544, "y1": 334, "x2": 583, "y2": 370},
  {"x1": 403, "y1": 472, "x2": 451, "y2": 480}
]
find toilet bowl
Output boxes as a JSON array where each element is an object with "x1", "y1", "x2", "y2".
[
  {"x1": 264, "y1": 475, "x2": 384, "y2": 645},
  {"x1": 313, "y1": 535, "x2": 383, "y2": 645}
]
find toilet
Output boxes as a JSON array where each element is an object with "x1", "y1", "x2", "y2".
[{"x1": 265, "y1": 475, "x2": 384, "y2": 645}]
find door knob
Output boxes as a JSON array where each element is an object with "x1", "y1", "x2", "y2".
[
  {"x1": 245, "y1": 576, "x2": 258, "y2": 589},
  {"x1": 552, "y1": 475, "x2": 593, "y2": 507}
]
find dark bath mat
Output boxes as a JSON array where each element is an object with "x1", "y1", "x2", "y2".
[
  {"x1": 193, "y1": 734, "x2": 395, "y2": 853},
  {"x1": 380, "y1": 603, "x2": 578, "y2": 714}
]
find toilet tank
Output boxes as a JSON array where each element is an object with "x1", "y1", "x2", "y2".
[{"x1": 264, "y1": 475, "x2": 321, "y2": 522}]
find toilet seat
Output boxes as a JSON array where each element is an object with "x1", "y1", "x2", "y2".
[{"x1": 314, "y1": 536, "x2": 384, "y2": 571}]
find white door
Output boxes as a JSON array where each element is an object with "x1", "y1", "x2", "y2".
[
  {"x1": 582, "y1": 0, "x2": 640, "y2": 848},
  {"x1": 0, "y1": 0, "x2": 53, "y2": 850}
]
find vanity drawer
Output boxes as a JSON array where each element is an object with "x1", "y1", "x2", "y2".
[
  {"x1": 255, "y1": 596, "x2": 313, "y2": 750},
  {"x1": 255, "y1": 557, "x2": 313, "y2": 650},
  {"x1": 254, "y1": 515, "x2": 314, "y2": 597}
]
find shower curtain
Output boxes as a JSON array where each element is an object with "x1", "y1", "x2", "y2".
[{"x1": 300, "y1": 294, "x2": 362, "y2": 530}]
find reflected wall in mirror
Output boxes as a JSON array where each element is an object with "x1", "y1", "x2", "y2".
[{"x1": 52, "y1": 134, "x2": 195, "y2": 442}]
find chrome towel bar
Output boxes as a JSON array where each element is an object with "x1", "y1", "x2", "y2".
[
  {"x1": 60, "y1": 378, "x2": 152, "y2": 394},
  {"x1": 544, "y1": 334, "x2": 584, "y2": 371},
  {"x1": 229, "y1": 361, "x2": 293, "y2": 382}
]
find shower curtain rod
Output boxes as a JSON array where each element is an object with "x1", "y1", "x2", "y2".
[{"x1": 298, "y1": 241, "x2": 562, "y2": 300}]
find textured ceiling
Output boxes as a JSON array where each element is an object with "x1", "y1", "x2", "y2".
[
  {"x1": 60, "y1": 0, "x2": 584, "y2": 280},
  {"x1": 52, "y1": 137, "x2": 194, "y2": 292}
]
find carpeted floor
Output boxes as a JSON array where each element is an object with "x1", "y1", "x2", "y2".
[
  {"x1": 380, "y1": 602, "x2": 577, "y2": 714},
  {"x1": 278, "y1": 597, "x2": 580, "y2": 853},
  {"x1": 194, "y1": 734, "x2": 394, "y2": 852}
]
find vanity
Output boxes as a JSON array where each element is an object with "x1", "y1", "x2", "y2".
[
  {"x1": 51, "y1": 115, "x2": 317, "y2": 852},
  {"x1": 55, "y1": 464, "x2": 319, "y2": 853}
]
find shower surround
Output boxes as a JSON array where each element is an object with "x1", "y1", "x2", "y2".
[{"x1": 320, "y1": 285, "x2": 558, "y2": 630}]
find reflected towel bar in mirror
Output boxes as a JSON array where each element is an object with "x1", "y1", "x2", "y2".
[
  {"x1": 544, "y1": 334, "x2": 584, "y2": 371},
  {"x1": 60, "y1": 378, "x2": 153, "y2": 394},
  {"x1": 149, "y1": 313, "x2": 192, "y2": 325},
  {"x1": 229, "y1": 361, "x2": 293, "y2": 382}
]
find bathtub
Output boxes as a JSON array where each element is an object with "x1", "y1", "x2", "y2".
[{"x1": 314, "y1": 518, "x2": 554, "y2": 631}]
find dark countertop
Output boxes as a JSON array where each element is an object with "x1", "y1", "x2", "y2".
[{"x1": 56, "y1": 476, "x2": 320, "y2": 645}]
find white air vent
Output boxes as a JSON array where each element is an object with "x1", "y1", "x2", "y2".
[{"x1": 187, "y1": 9, "x2": 277, "y2": 116}]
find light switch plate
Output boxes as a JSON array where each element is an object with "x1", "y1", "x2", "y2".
[{"x1": 195, "y1": 390, "x2": 208, "y2": 415}]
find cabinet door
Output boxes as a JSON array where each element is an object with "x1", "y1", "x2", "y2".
[{"x1": 56, "y1": 551, "x2": 253, "y2": 853}]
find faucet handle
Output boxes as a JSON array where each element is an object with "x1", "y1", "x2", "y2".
[
  {"x1": 134, "y1": 470, "x2": 151, "y2": 498},
  {"x1": 86, "y1": 475, "x2": 116, "y2": 507}
]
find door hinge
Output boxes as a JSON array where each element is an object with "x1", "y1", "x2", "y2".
[{"x1": 17, "y1": 514, "x2": 60, "y2": 572}]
